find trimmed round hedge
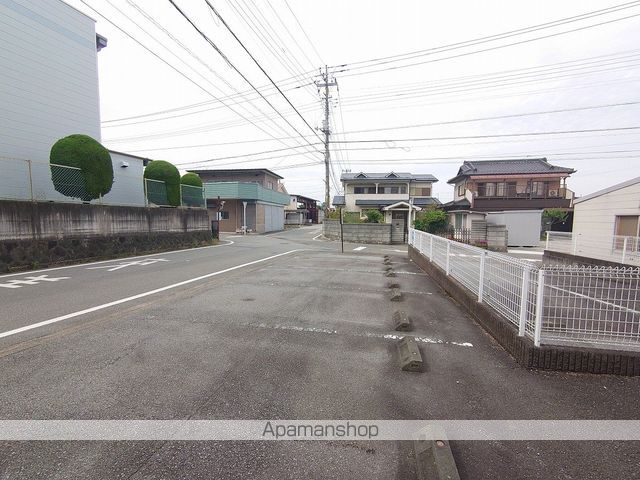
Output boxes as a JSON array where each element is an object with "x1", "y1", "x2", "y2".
[
  {"x1": 144, "y1": 160, "x2": 181, "y2": 206},
  {"x1": 180, "y1": 172, "x2": 203, "y2": 187},
  {"x1": 49, "y1": 134, "x2": 113, "y2": 201}
]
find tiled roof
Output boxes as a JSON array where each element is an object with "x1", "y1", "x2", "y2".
[
  {"x1": 442, "y1": 199, "x2": 471, "y2": 211},
  {"x1": 341, "y1": 172, "x2": 438, "y2": 182},
  {"x1": 413, "y1": 197, "x2": 442, "y2": 206},
  {"x1": 448, "y1": 158, "x2": 575, "y2": 184}
]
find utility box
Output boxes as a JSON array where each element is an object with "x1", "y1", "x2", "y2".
[{"x1": 485, "y1": 210, "x2": 543, "y2": 247}]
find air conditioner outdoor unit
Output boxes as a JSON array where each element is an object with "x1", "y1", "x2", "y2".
[{"x1": 548, "y1": 189, "x2": 558, "y2": 197}]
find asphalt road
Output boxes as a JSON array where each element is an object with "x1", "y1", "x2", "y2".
[{"x1": 0, "y1": 226, "x2": 639, "y2": 479}]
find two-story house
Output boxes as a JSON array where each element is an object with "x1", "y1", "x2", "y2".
[
  {"x1": 188, "y1": 168, "x2": 290, "y2": 233},
  {"x1": 332, "y1": 172, "x2": 440, "y2": 242},
  {"x1": 442, "y1": 158, "x2": 576, "y2": 245}
]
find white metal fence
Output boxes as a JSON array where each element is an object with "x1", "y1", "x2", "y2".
[
  {"x1": 409, "y1": 228, "x2": 640, "y2": 352},
  {"x1": 546, "y1": 231, "x2": 640, "y2": 266}
]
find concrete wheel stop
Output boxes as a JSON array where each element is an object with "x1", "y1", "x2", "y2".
[{"x1": 397, "y1": 336, "x2": 423, "y2": 372}]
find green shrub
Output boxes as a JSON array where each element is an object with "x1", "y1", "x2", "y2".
[
  {"x1": 414, "y1": 207, "x2": 448, "y2": 233},
  {"x1": 49, "y1": 134, "x2": 113, "y2": 201},
  {"x1": 343, "y1": 211, "x2": 363, "y2": 224},
  {"x1": 180, "y1": 172, "x2": 203, "y2": 187},
  {"x1": 364, "y1": 209, "x2": 383, "y2": 223},
  {"x1": 144, "y1": 161, "x2": 181, "y2": 206}
]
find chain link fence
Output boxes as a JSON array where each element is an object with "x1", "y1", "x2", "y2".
[
  {"x1": 410, "y1": 228, "x2": 640, "y2": 352},
  {"x1": 180, "y1": 184, "x2": 205, "y2": 207},
  {"x1": 1, "y1": 157, "x2": 205, "y2": 208}
]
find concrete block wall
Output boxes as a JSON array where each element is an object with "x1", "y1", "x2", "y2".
[
  {"x1": 323, "y1": 219, "x2": 392, "y2": 244},
  {"x1": 487, "y1": 224, "x2": 508, "y2": 252},
  {"x1": 0, "y1": 200, "x2": 212, "y2": 272}
]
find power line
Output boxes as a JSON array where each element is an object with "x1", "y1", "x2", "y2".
[
  {"x1": 328, "y1": 126, "x2": 640, "y2": 143},
  {"x1": 342, "y1": 100, "x2": 640, "y2": 135},
  {"x1": 167, "y1": 0, "x2": 321, "y2": 155},
  {"x1": 283, "y1": 0, "x2": 324, "y2": 65},
  {"x1": 332, "y1": 1, "x2": 640, "y2": 75},
  {"x1": 79, "y1": 0, "x2": 320, "y2": 162},
  {"x1": 121, "y1": 126, "x2": 640, "y2": 154},
  {"x1": 202, "y1": 0, "x2": 323, "y2": 143}
]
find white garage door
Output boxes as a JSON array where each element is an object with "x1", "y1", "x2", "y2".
[{"x1": 264, "y1": 204, "x2": 284, "y2": 232}]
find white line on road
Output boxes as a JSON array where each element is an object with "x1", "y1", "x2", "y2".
[
  {"x1": 382, "y1": 249, "x2": 407, "y2": 253},
  {"x1": 0, "y1": 250, "x2": 300, "y2": 340},
  {"x1": 87, "y1": 259, "x2": 169, "y2": 272},
  {"x1": 353, "y1": 246, "x2": 367, "y2": 251},
  {"x1": 312, "y1": 233, "x2": 324, "y2": 241},
  {"x1": 0, "y1": 241, "x2": 235, "y2": 279},
  {"x1": 508, "y1": 250, "x2": 544, "y2": 255}
]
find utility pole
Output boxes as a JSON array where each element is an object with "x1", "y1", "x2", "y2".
[{"x1": 316, "y1": 65, "x2": 336, "y2": 215}]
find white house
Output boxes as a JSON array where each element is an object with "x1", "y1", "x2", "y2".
[
  {"x1": 332, "y1": 171, "x2": 440, "y2": 243},
  {"x1": 573, "y1": 176, "x2": 640, "y2": 240}
]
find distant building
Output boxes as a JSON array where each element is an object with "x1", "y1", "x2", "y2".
[
  {"x1": 189, "y1": 168, "x2": 290, "y2": 233},
  {"x1": 443, "y1": 158, "x2": 576, "y2": 235},
  {"x1": 285, "y1": 194, "x2": 319, "y2": 225},
  {"x1": 332, "y1": 171, "x2": 440, "y2": 243}
]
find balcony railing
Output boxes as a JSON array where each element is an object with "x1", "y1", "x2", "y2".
[{"x1": 475, "y1": 186, "x2": 569, "y2": 200}]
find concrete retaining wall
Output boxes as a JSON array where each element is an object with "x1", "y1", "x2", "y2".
[
  {"x1": 0, "y1": 200, "x2": 212, "y2": 272},
  {"x1": 409, "y1": 245, "x2": 640, "y2": 376},
  {"x1": 486, "y1": 224, "x2": 508, "y2": 252},
  {"x1": 323, "y1": 219, "x2": 392, "y2": 244},
  {"x1": 543, "y1": 250, "x2": 630, "y2": 268}
]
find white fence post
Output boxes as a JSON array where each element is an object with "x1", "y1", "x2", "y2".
[
  {"x1": 622, "y1": 237, "x2": 628, "y2": 264},
  {"x1": 445, "y1": 241, "x2": 451, "y2": 275},
  {"x1": 572, "y1": 234, "x2": 578, "y2": 255},
  {"x1": 429, "y1": 235, "x2": 433, "y2": 261},
  {"x1": 518, "y1": 266, "x2": 532, "y2": 336},
  {"x1": 27, "y1": 160, "x2": 34, "y2": 201},
  {"x1": 545, "y1": 231, "x2": 550, "y2": 251},
  {"x1": 478, "y1": 251, "x2": 486, "y2": 302},
  {"x1": 533, "y1": 269, "x2": 545, "y2": 347}
]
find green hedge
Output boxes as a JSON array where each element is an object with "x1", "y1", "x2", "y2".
[
  {"x1": 49, "y1": 134, "x2": 113, "y2": 201},
  {"x1": 180, "y1": 172, "x2": 203, "y2": 187},
  {"x1": 144, "y1": 161, "x2": 180, "y2": 206}
]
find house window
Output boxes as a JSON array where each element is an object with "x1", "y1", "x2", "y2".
[
  {"x1": 219, "y1": 211, "x2": 230, "y2": 220},
  {"x1": 456, "y1": 184, "x2": 464, "y2": 196},
  {"x1": 354, "y1": 186, "x2": 376, "y2": 194},
  {"x1": 531, "y1": 181, "x2": 546, "y2": 196},
  {"x1": 478, "y1": 182, "x2": 496, "y2": 197},
  {"x1": 412, "y1": 187, "x2": 431, "y2": 196},
  {"x1": 381, "y1": 185, "x2": 407, "y2": 194},
  {"x1": 266, "y1": 181, "x2": 274, "y2": 190},
  {"x1": 615, "y1": 215, "x2": 639, "y2": 237}
]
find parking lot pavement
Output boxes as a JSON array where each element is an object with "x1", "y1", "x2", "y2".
[{"x1": 1, "y1": 247, "x2": 639, "y2": 479}]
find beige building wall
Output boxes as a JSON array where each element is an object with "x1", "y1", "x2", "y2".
[{"x1": 573, "y1": 181, "x2": 640, "y2": 239}]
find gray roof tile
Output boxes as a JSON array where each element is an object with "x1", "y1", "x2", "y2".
[
  {"x1": 448, "y1": 158, "x2": 575, "y2": 183},
  {"x1": 341, "y1": 172, "x2": 438, "y2": 182}
]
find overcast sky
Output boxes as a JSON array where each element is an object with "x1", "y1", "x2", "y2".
[{"x1": 65, "y1": 0, "x2": 640, "y2": 202}]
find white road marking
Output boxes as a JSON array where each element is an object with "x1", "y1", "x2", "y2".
[
  {"x1": 87, "y1": 259, "x2": 169, "y2": 272},
  {"x1": 0, "y1": 241, "x2": 235, "y2": 279},
  {"x1": 0, "y1": 250, "x2": 300, "y2": 340},
  {"x1": 382, "y1": 249, "x2": 407, "y2": 253},
  {"x1": 0, "y1": 275, "x2": 70, "y2": 289},
  {"x1": 353, "y1": 246, "x2": 367, "y2": 251},
  {"x1": 508, "y1": 250, "x2": 544, "y2": 255},
  {"x1": 312, "y1": 233, "x2": 324, "y2": 241},
  {"x1": 244, "y1": 322, "x2": 473, "y2": 347}
]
